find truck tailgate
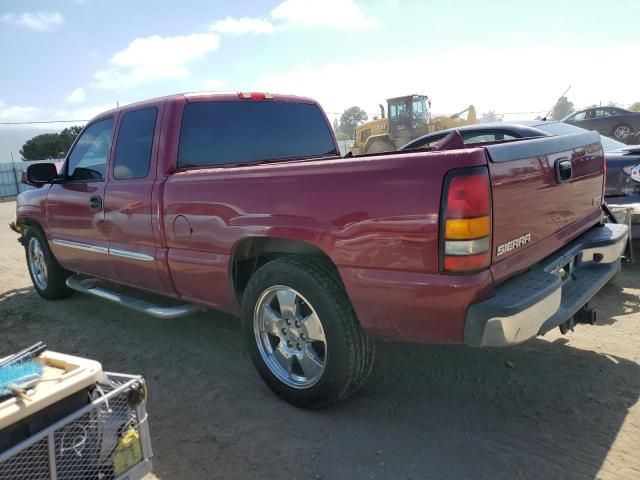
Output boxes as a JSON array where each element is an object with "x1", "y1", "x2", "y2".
[{"x1": 485, "y1": 132, "x2": 605, "y2": 284}]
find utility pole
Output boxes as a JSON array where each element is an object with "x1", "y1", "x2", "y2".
[{"x1": 10, "y1": 152, "x2": 21, "y2": 196}]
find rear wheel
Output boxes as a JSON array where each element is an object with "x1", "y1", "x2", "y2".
[
  {"x1": 241, "y1": 256, "x2": 374, "y2": 409},
  {"x1": 612, "y1": 124, "x2": 632, "y2": 141},
  {"x1": 24, "y1": 228, "x2": 73, "y2": 300}
]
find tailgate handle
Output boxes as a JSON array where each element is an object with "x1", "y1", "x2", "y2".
[{"x1": 555, "y1": 158, "x2": 572, "y2": 183}]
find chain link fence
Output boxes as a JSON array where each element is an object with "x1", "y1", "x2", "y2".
[{"x1": 0, "y1": 160, "x2": 63, "y2": 199}]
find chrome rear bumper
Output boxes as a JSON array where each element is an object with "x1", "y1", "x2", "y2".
[{"x1": 464, "y1": 222, "x2": 628, "y2": 347}]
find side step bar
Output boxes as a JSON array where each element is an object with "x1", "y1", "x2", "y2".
[{"x1": 66, "y1": 275, "x2": 201, "y2": 319}]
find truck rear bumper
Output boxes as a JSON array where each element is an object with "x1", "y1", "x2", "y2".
[{"x1": 464, "y1": 222, "x2": 628, "y2": 347}]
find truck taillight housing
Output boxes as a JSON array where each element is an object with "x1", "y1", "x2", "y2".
[{"x1": 440, "y1": 167, "x2": 492, "y2": 273}]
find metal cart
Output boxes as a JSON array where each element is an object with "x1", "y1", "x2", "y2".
[{"x1": 0, "y1": 373, "x2": 152, "y2": 480}]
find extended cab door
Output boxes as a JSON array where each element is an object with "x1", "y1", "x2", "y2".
[
  {"x1": 103, "y1": 103, "x2": 171, "y2": 293},
  {"x1": 47, "y1": 116, "x2": 116, "y2": 279}
]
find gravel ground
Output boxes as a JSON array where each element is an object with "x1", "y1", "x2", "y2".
[{"x1": 0, "y1": 199, "x2": 638, "y2": 480}]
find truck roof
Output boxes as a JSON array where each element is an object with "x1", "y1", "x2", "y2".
[{"x1": 91, "y1": 91, "x2": 319, "y2": 123}]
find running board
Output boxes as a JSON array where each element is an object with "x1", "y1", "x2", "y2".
[{"x1": 66, "y1": 275, "x2": 201, "y2": 319}]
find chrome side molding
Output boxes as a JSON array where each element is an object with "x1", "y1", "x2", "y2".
[
  {"x1": 52, "y1": 239, "x2": 109, "y2": 255},
  {"x1": 108, "y1": 248, "x2": 154, "y2": 262},
  {"x1": 66, "y1": 275, "x2": 201, "y2": 319},
  {"x1": 52, "y1": 239, "x2": 154, "y2": 262}
]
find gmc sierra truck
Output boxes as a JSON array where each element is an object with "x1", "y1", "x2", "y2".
[{"x1": 11, "y1": 92, "x2": 628, "y2": 408}]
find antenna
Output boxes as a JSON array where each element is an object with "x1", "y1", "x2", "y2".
[{"x1": 542, "y1": 85, "x2": 572, "y2": 121}]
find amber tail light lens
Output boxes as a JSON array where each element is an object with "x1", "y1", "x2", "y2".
[{"x1": 440, "y1": 167, "x2": 492, "y2": 273}]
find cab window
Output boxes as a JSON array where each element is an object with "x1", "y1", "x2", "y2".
[
  {"x1": 66, "y1": 117, "x2": 114, "y2": 181},
  {"x1": 463, "y1": 131, "x2": 518, "y2": 144},
  {"x1": 389, "y1": 101, "x2": 409, "y2": 119},
  {"x1": 113, "y1": 107, "x2": 158, "y2": 179},
  {"x1": 572, "y1": 111, "x2": 587, "y2": 121}
]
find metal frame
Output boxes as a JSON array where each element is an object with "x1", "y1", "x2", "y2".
[{"x1": 0, "y1": 373, "x2": 153, "y2": 480}]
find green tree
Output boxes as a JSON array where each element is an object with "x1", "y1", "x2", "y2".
[
  {"x1": 338, "y1": 106, "x2": 368, "y2": 139},
  {"x1": 629, "y1": 102, "x2": 640, "y2": 112},
  {"x1": 479, "y1": 111, "x2": 503, "y2": 123},
  {"x1": 550, "y1": 96, "x2": 575, "y2": 120},
  {"x1": 20, "y1": 125, "x2": 83, "y2": 161}
]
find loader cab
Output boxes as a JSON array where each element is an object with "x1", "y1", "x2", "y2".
[{"x1": 387, "y1": 95, "x2": 431, "y2": 141}]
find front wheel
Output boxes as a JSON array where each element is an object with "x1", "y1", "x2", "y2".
[
  {"x1": 24, "y1": 228, "x2": 73, "y2": 300},
  {"x1": 241, "y1": 256, "x2": 374, "y2": 409}
]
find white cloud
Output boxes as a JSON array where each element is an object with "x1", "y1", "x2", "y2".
[
  {"x1": 66, "y1": 88, "x2": 86, "y2": 104},
  {"x1": 203, "y1": 79, "x2": 226, "y2": 90},
  {"x1": 210, "y1": 16, "x2": 275, "y2": 35},
  {"x1": 94, "y1": 33, "x2": 220, "y2": 90},
  {"x1": 53, "y1": 103, "x2": 119, "y2": 121},
  {"x1": 209, "y1": 0, "x2": 378, "y2": 36},
  {"x1": 256, "y1": 43, "x2": 640, "y2": 122},
  {"x1": 0, "y1": 99, "x2": 42, "y2": 123},
  {"x1": 0, "y1": 11, "x2": 64, "y2": 31},
  {"x1": 271, "y1": 0, "x2": 379, "y2": 30}
]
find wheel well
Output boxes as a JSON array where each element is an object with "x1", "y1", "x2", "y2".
[
  {"x1": 16, "y1": 217, "x2": 43, "y2": 244},
  {"x1": 231, "y1": 237, "x2": 336, "y2": 304}
]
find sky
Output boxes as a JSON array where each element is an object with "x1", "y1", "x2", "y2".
[{"x1": 1, "y1": 0, "x2": 639, "y2": 158}]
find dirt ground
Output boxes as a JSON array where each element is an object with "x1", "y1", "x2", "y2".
[{"x1": 0, "y1": 199, "x2": 638, "y2": 480}]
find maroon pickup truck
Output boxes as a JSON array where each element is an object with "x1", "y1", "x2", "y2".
[{"x1": 12, "y1": 92, "x2": 628, "y2": 408}]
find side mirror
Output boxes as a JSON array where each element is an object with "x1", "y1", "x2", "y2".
[{"x1": 25, "y1": 163, "x2": 59, "y2": 187}]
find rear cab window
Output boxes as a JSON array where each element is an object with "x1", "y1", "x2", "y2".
[{"x1": 178, "y1": 100, "x2": 338, "y2": 168}]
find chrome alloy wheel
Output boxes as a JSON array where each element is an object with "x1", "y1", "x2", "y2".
[
  {"x1": 28, "y1": 237, "x2": 48, "y2": 290},
  {"x1": 614, "y1": 125, "x2": 631, "y2": 140},
  {"x1": 253, "y1": 285, "x2": 327, "y2": 389}
]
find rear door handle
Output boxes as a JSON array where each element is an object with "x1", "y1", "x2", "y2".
[
  {"x1": 555, "y1": 158, "x2": 572, "y2": 184},
  {"x1": 89, "y1": 196, "x2": 103, "y2": 211}
]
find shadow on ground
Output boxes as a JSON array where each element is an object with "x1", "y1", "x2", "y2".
[{"x1": 1, "y1": 279, "x2": 638, "y2": 480}]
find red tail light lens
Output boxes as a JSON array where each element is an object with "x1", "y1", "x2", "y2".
[{"x1": 440, "y1": 167, "x2": 492, "y2": 273}]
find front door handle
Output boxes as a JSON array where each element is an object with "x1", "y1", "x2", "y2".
[
  {"x1": 555, "y1": 158, "x2": 572, "y2": 184},
  {"x1": 89, "y1": 196, "x2": 103, "y2": 211}
]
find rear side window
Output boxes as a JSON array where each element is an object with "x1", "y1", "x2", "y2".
[
  {"x1": 114, "y1": 107, "x2": 158, "y2": 179},
  {"x1": 178, "y1": 101, "x2": 337, "y2": 168},
  {"x1": 463, "y1": 132, "x2": 518, "y2": 144}
]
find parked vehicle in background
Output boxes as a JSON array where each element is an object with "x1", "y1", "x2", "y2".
[
  {"x1": 401, "y1": 121, "x2": 640, "y2": 239},
  {"x1": 11, "y1": 92, "x2": 627, "y2": 408},
  {"x1": 562, "y1": 106, "x2": 640, "y2": 142},
  {"x1": 350, "y1": 94, "x2": 477, "y2": 155}
]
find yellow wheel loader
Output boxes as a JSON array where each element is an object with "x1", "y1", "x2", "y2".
[{"x1": 350, "y1": 94, "x2": 477, "y2": 155}]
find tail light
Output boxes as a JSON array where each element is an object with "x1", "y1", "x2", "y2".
[{"x1": 440, "y1": 167, "x2": 492, "y2": 273}]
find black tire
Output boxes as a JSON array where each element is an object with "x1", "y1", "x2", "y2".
[
  {"x1": 365, "y1": 140, "x2": 394, "y2": 154},
  {"x1": 612, "y1": 124, "x2": 633, "y2": 142},
  {"x1": 241, "y1": 255, "x2": 375, "y2": 409},
  {"x1": 24, "y1": 227, "x2": 73, "y2": 300}
]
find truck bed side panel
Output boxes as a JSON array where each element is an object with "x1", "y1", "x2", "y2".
[{"x1": 161, "y1": 149, "x2": 489, "y2": 314}]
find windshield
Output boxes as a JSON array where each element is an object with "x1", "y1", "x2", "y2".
[
  {"x1": 412, "y1": 98, "x2": 428, "y2": 120},
  {"x1": 533, "y1": 122, "x2": 626, "y2": 152}
]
